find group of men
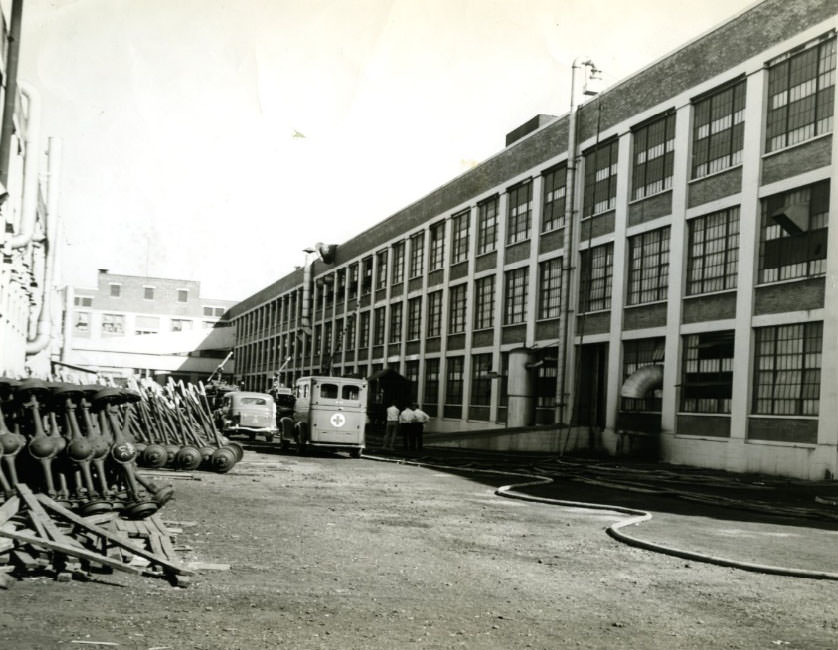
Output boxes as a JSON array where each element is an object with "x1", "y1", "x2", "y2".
[{"x1": 383, "y1": 402, "x2": 429, "y2": 450}]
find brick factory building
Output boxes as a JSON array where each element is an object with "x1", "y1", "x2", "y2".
[{"x1": 226, "y1": 0, "x2": 838, "y2": 480}]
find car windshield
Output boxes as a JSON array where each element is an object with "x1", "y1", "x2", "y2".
[{"x1": 239, "y1": 397, "x2": 267, "y2": 405}]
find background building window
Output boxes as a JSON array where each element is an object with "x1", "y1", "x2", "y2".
[
  {"x1": 344, "y1": 315, "x2": 356, "y2": 351},
  {"x1": 541, "y1": 165, "x2": 567, "y2": 232},
  {"x1": 687, "y1": 208, "x2": 740, "y2": 295},
  {"x1": 445, "y1": 356, "x2": 465, "y2": 406},
  {"x1": 681, "y1": 331, "x2": 734, "y2": 414},
  {"x1": 451, "y1": 211, "x2": 470, "y2": 264},
  {"x1": 135, "y1": 315, "x2": 160, "y2": 336},
  {"x1": 503, "y1": 267, "x2": 528, "y2": 325},
  {"x1": 473, "y1": 276, "x2": 495, "y2": 330},
  {"x1": 538, "y1": 258, "x2": 562, "y2": 320},
  {"x1": 766, "y1": 35, "x2": 836, "y2": 153},
  {"x1": 470, "y1": 353, "x2": 493, "y2": 409},
  {"x1": 692, "y1": 79, "x2": 746, "y2": 178},
  {"x1": 74, "y1": 312, "x2": 90, "y2": 333},
  {"x1": 409, "y1": 232, "x2": 425, "y2": 278},
  {"x1": 373, "y1": 307, "x2": 386, "y2": 345},
  {"x1": 177, "y1": 289, "x2": 188, "y2": 303},
  {"x1": 407, "y1": 296, "x2": 422, "y2": 340},
  {"x1": 426, "y1": 291, "x2": 443, "y2": 338},
  {"x1": 362, "y1": 256, "x2": 373, "y2": 294},
  {"x1": 477, "y1": 196, "x2": 498, "y2": 255},
  {"x1": 101, "y1": 313, "x2": 124, "y2": 335},
  {"x1": 506, "y1": 180, "x2": 532, "y2": 245},
  {"x1": 578, "y1": 243, "x2": 613, "y2": 313},
  {"x1": 74, "y1": 296, "x2": 93, "y2": 307},
  {"x1": 389, "y1": 302, "x2": 402, "y2": 343},
  {"x1": 143, "y1": 286, "x2": 155, "y2": 300},
  {"x1": 448, "y1": 284, "x2": 467, "y2": 334},
  {"x1": 359, "y1": 311, "x2": 371, "y2": 347},
  {"x1": 424, "y1": 358, "x2": 440, "y2": 416},
  {"x1": 404, "y1": 360, "x2": 420, "y2": 402},
  {"x1": 627, "y1": 226, "x2": 670, "y2": 305},
  {"x1": 375, "y1": 250, "x2": 388, "y2": 290},
  {"x1": 429, "y1": 222, "x2": 445, "y2": 271},
  {"x1": 632, "y1": 112, "x2": 676, "y2": 199},
  {"x1": 583, "y1": 139, "x2": 619, "y2": 216},
  {"x1": 348, "y1": 264, "x2": 359, "y2": 300},
  {"x1": 753, "y1": 322, "x2": 822, "y2": 416},
  {"x1": 391, "y1": 242, "x2": 405, "y2": 284},
  {"x1": 621, "y1": 338, "x2": 665, "y2": 412},
  {"x1": 109, "y1": 283, "x2": 121, "y2": 298},
  {"x1": 758, "y1": 181, "x2": 829, "y2": 283}
]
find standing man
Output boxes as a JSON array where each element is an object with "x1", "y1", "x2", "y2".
[
  {"x1": 412, "y1": 403, "x2": 430, "y2": 450},
  {"x1": 383, "y1": 402, "x2": 400, "y2": 450},
  {"x1": 398, "y1": 403, "x2": 415, "y2": 450}
]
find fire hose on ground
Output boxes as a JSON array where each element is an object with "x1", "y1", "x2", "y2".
[{"x1": 363, "y1": 453, "x2": 838, "y2": 582}]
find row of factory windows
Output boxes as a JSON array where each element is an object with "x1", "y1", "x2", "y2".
[
  {"x1": 234, "y1": 32, "x2": 834, "y2": 340},
  {"x1": 238, "y1": 176, "x2": 829, "y2": 351},
  {"x1": 238, "y1": 319, "x2": 822, "y2": 422},
  {"x1": 72, "y1": 311, "x2": 216, "y2": 337}
]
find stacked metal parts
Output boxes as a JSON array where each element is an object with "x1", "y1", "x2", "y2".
[{"x1": 0, "y1": 377, "x2": 244, "y2": 520}]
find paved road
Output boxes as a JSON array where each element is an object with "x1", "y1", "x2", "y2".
[{"x1": 1, "y1": 448, "x2": 836, "y2": 649}]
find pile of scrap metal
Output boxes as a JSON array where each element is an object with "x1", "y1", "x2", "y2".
[{"x1": 127, "y1": 378, "x2": 244, "y2": 476}]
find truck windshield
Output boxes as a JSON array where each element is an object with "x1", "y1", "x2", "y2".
[
  {"x1": 319, "y1": 384, "x2": 339, "y2": 399},
  {"x1": 342, "y1": 385, "x2": 360, "y2": 401}
]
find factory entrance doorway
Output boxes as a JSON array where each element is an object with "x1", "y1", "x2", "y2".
[{"x1": 574, "y1": 342, "x2": 608, "y2": 429}]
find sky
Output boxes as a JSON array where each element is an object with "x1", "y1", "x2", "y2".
[{"x1": 19, "y1": 0, "x2": 761, "y2": 301}]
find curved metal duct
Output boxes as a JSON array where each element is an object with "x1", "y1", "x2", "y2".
[{"x1": 620, "y1": 364, "x2": 664, "y2": 399}]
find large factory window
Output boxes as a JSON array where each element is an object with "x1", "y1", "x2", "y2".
[
  {"x1": 692, "y1": 78, "x2": 745, "y2": 178},
  {"x1": 503, "y1": 267, "x2": 528, "y2": 325},
  {"x1": 470, "y1": 354, "x2": 492, "y2": 410},
  {"x1": 681, "y1": 331, "x2": 734, "y2": 414},
  {"x1": 359, "y1": 311, "x2": 371, "y2": 348},
  {"x1": 444, "y1": 356, "x2": 465, "y2": 417},
  {"x1": 476, "y1": 195, "x2": 498, "y2": 255},
  {"x1": 538, "y1": 258, "x2": 562, "y2": 319},
  {"x1": 473, "y1": 276, "x2": 495, "y2": 330},
  {"x1": 407, "y1": 297, "x2": 422, "y2": 340},
  {"x1": 620, "y1": 338, "x2": 665, "y2": 412},
  {"x1": 391, "y1": 242, "x2": 405, "y2": 284},
  {"x1": 375, "y1": 250, "x2": 388, "y2": 290},
  {"x1": 361, "y1": 256, "x2": 373, "y2": 294},
  {"x1": 583, "y1": 139, "x2": 619, "y2": 216},
  {"x1": 758, "y1": 180, "x2": 829, "y2": 283},
  {"x1": 626, "y1": 226, "x2": 670, "y2": 305},
  {"x1": 373, "y1": 307, "x2": 386, "y2": 345},
  {"x1": 766, "y1": 34, "x2": 835, "y2": 153},
  {"x1": 506, "y1": 180, "x2": 532, "y2": 245},
  {"x1": 686, "y1": 207, "x2": 740, "y2": 295},
  {"x1": 541, "y1": 164, "x2": 567, "y2": 233},
  {"x1": 632, "y1": 111, "x2": 675, "y2": 199},
  {"x1": 578, "y1": 243, "x2": 613, "y2": 313},
  {"x1": 389, "y1": 303, "x2": 402, "y2": 343},
  {"x1": 448, "y1": 284, "x2": 467, "y2": 334},
  {"x1": 753, "y1": 321, "x2": 822, "y2": 416},
  {"x1": 409, "y1": 232, "x2": 425, "y2": 278},
  {"x1": 426, "y1": 290, "x2": 442, "y2": 338},
  {"x1": 404, "y1": 360, "x2": 420, "y2": 401},
  {"x1": 451, "y1": 210, "x2": 470, "y2": 265},
  {"x1": 429, "y1": 221, "x2": 445, "y2": 271}
]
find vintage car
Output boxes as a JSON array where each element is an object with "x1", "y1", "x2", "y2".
[{"x1": 216, "y1": 391, "x2": 279, "y2": 442}]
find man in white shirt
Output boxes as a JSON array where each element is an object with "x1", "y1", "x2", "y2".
[
  {"x1": 412, "y1": 403, "x2": 430, "y2": 450},
  {"x1": 398, "y1": 404, "x2": 415, "y2": 450},
  {"x1": 383, "y1": 403, "x2": 400, "y2": 449}
]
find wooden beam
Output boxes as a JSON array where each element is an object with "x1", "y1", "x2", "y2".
[{"x1": 0, "y1": 496, "x2": 20, "y2": 526}]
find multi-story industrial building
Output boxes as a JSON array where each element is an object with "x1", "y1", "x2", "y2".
[
  {"x1": 62, "y1": 270, "x2": 236, "y2": 383},
  {"x1": 227, "y1": 0, "x2": 837, "y2": 480}
]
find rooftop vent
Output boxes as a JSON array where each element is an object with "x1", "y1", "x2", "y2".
[{"x1": 505, "y1": 114, "x2": 557, "y2": 147}]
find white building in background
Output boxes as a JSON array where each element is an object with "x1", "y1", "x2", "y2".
[{"x1": 61, "y1": 270, "x2": 236, "y2": 384}]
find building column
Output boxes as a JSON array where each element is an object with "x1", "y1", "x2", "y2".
[{"x1": 726, "y1": 69, "x2": 766, "y2": 472}]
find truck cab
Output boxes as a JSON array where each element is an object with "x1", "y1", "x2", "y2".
[{"x1": 282, "y1": 376, "x2": 367, "y2": 457}]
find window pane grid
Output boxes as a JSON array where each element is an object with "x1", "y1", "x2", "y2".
[
  {"x1": 583, "y1": 140, "x2": 619, "y2": 217},
  {"x1": 621, "y1": 338, "x2": 664, "y2": 412},
  {"x1": 633, "y1": 113, "x2": 676, "y2": 198},
  {"x1": 407, "y1": 296, "x2": 422, "y2": 340},
  {"x1": 426, "y1": 291, "x2": 443, "y2": 338},
  {"x1": 445, "y1": 357, "x2": 465, "y2": 405},
  {"x1": 389, "y1": 302, "x2": 402, "y2": 343},
  {"x1": 538, "y1": 258, "x2": 562, "y2": 319},
  {"x1": 681, "y1": 331, "x2": 734, "y2": 414},
  {"x1": 474, "y1": 276, "x2": 495, "y2": 330},
  {"x1": 391, "y1": 242, "x2": 405, "y2": 284},
  {"x1": 448, "y1": 284, "x2": 467, "y2": 334},
  {"x1": 627, "y1": 226, "x2": 670, "y2": 305},
  {"x1": 752, "y1": 322, "x2": 822, "y2": 415},
  {"x1": 451, "y1": 211, "x2": 470, "y2": 265},
  {"x1": 542, "y1": 165, "x2": 567, "y2": 232},
  {"x1": 766, "y1": 36, "x2": 835, "y2": 153},
  {"x1": 429, "y1": 222, "x2": 445, "y2": 271},
  {"x1": 409, "y1": 233, "x2": 425, "y2": 278},
  {"x1": 507, "y1": 181, "x2": 532, "y2": 244},
  {"x1": 692, "y1": 80, "x2": 746, "y2": 178},
  {"x1": 504, "y1": 268, "x2": 529, "y2": 325},
  {"x1": 477, "y1": 197, "x2": 499, "y2": 255},
  {"x1": 424, "y1": 358, "x2": 440, "y2": 410},
  {"x1": 470, "y1": 353, "x2": 493, "y2": 406},
  {"x1": 579, "y1": 243, "x2": 613, "y2": 313}
]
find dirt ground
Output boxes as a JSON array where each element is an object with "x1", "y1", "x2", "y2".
[{"x1": 1, "y1": 445, "x2": 837, "y2": 650}]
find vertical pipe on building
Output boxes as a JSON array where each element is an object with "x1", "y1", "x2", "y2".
[
  {"x1": 0, "y1": 0, "x2": 23, "y2": 189},
  {"x1": 26, "y1": 137, "x2": 60, "y2": 355},
  {"x1": 557, "y1": 58, "x2": 588, "y2": 425},
  {"x1": 10, "y1": 83, "x2": 41, "y2": 249}
]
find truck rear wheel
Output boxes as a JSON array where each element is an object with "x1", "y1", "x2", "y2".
[{"x1": 349, "y1": 447, "x2": 363, "y2": 459}]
